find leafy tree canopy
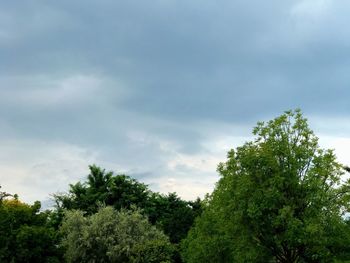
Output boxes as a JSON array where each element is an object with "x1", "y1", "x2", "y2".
[
  {"x1": 54, "y1": 165, "x2": 150, "y2": 214},
  {"x1": 146, "y1": 192, "x2": 202, "y2": 244},
  {"x1": 0, "y1": 195, "x2": 61, "y2": 262},
  {"x1": 182, "y1": 110, "x2": 350, "y2": 263},
  {"x1": 60, "y1": 206, "x2": 173, "y2": 263},
  {"x1": 54, "y1": 165, "x2": 202, "y2": 247}
]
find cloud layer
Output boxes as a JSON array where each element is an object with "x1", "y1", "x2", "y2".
[{"x1": 1, "y1": 0, "x2": 350, "y2": 203}]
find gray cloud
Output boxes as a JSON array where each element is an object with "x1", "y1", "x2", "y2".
[
  {"x1": 1, "y1": 0, "x2": 350, "y2": 203},
  {"x1": 2, "y1": 1, "x2": 349, "y2": 120}
]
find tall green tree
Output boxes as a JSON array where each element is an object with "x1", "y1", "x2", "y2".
[
  {"x1": 54, "y1": 165, "x2": 149, "y2": 214},
  {"x1": 182, "y1": 110, "x2": 350, "y2": 263}
]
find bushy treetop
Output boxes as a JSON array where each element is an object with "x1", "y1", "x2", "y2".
[{"x1": 182, "y1": 110, "x2": 350, "y2": 263}]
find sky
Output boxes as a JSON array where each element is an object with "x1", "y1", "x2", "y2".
[{"x1": 1, "y1": 0, "x2": 350, "y2": 204}]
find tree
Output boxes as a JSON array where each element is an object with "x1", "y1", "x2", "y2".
[
  {"x1": 54, "y1": 166, "x2": 202, "y2": 251},
  {"x1": 144, "y1": 193, "x2": 202, "y2": 262},
  {"x1": 0, "y1": 196, "x2": 61, "y2": 262},
  {"x1": 60, "y1": 206, "x2": 173, "y2": 263},
  {"x1": 145, "y1": 193, "x2": 202, "y2": 244},
  {"x1": 54, "y1": 165, "x2": 150, "y2": 214},
  {"x1": 182, "y1": 110, "x2": 350, "y2": 263}
]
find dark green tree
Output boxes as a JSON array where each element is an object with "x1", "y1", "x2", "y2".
[
  {"x1": 0, "y1": 197, "x2": 61, "y2": 262},
  {"x1": 182, "y1": 110, "x2": 350, "y2": 263},
  {"x1": 146, "y1": 193, "x2": 202, "y2": 244},
  {"x1": 54, "y1": 165, "x2": 149, "y2": 214},
  {"x1": 54, "y1": 165, "x2": 202, "y2": 251},
  {"x1": 145, "y1": 193, "x2": 202, "y2": 262}
]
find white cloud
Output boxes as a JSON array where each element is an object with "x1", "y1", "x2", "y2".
[
  {"x1": 291, "y1": 0, "x2": 332, "y2": 18},
  {"x1": 318, "y1": 135, "x2": 350, "y2": 166},
  {"x1": 0, "y1": 139, "x2": 98, "y2": 203},
  {"x1": 154, "y1": 176, "x2": 216, "y2": 200}
]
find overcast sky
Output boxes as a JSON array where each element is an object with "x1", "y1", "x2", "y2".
[{"x1": 1, "y1": 0, "x2": 350, "y2": 204}]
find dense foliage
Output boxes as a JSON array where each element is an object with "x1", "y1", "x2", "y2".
[
  {"x1": 182, "y1": 110, "x2": 350, "y2": 263},
  {"x1": 60, "y1": 206, "x2": 173, "y2": 263},
  {"x1": 54, "y1": 165, "x2": 150, "y2": 214},
  {"x1": 0, "y1": 197, "x2": 61, "y2": 262},
  {"x1": 54, "y1": 166, "x2": 201, "y2": 246}
]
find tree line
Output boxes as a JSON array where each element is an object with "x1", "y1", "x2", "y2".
[{"x1": 1, "y1": 110, "x2": 350, "y2": 262}]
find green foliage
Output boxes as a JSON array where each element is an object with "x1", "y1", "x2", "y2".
[
  {"x1": 331, "y1": 218, "x2": 350, "y2": 262},
  {"x1": 55, "y1": 165, "x2": 202, "y2": 248},
  {"x1": 132, "y1": 239, "x2": 174, "y2": 263},
  {"x1": 54, "y1": 165, "x2": 150, "y2": 214},
  {"x1": 0, "y1": 197, "x2": 61, "y2": 262},
  {"x1": 182, "y1": 110, "x2": 350, "y2": 263},
  {"x1": 60, "y1": 206, "x2": 173, "y2": 263},
  {"x1": 146, "y1": 193, "x2": 202, "y2": 244},
  {"x1": 144, "y1": 193, "x2": 202, "y2": 262}
]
